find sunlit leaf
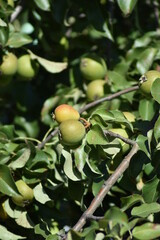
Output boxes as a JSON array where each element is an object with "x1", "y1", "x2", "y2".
[
  {"x1": 9, "y1": 147, "x2": 31, "y2": 170},
  {"x1": 121, "y1": 194, "x2": 144, "y2": 211},
  {"x1": 136, "y1": 135, "x2": 150, "y2": 158},
  {"x1": 142, "y1": 177, "x2": 160, "y2": 203},
  {"x1": 151, "y1": 78, "x2": 160, "y2": 104},
  {"x1": 132, "y1": 223, "x2": 160, "y2": 240},
  {"x1": 117, "y1": 0, "x2": 138, "y2": 15},
  {"x1": 153, "y1": 116, "x2": 160, "y2": 143},
  {"x1": 15, "y1": 210, "x2": 34, "y2": 228},
  {"x1": 28, "y1": 50, "x2": 68, "y2": 73},
  {"x1": 87, "y1": 124, "x2": 108, "y2": 145},
  {"x1": 131, "y1": 202, "x2": 160, "y2": 218},
  {"x1": 62, "y1": 149, "x2": 81, "y2": 181},
  {"x1": 136, "y1": 48, "x2": 157, "y2": 74},
  {"x1": 0, "y1": 18, "x2": 7, "y2": 27},
  {"x1": 0, "y1": 225, "x2": 25, "y2": 240},
  {"x1": 34, "y1": 0, "x2": 50, "y2": 11},
  {"x1": 0, "y1": 165, "x2": 20, "y2": 197},
  {"x1": 34, "y1": 183, "x2": 52, "y2": 204},
  {"x1": 138, "y1": 99, "x2": 156, "y2": 121},
  {"x1": 7, "y1": 32, "x2": 32, "y2": 48}
]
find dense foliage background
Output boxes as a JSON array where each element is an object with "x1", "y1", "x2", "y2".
[{"x1": 1, "y1": 0, "x2": 160, "y2": 239}]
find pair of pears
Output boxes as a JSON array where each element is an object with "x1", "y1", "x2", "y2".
[
  {"x1": 0, "y1": 53, "x2": 38, "y2": 86},
  {"x1": 54, "y1": 104, "x2": 86, "y2": 147},
  {"x1": 80, "y1": 54, "x2": 107, "y2": 101}
]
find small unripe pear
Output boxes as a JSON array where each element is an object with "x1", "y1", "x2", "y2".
[
  {"x1": 12, "y1": 180, "x2": 34, "y2": 207},
  {"x1": 17, "y1": 54, "x2": 39, "y2": 80},
  {"x1": 80, "y1": 55, "x2": 107, "y2": 81},
  {"x1": 54, "y1": 104, "x2": 80, "y2": 123},
  {"x1": 0, "y1": 53, "x2": 17, "y2": 76},
  {"x1": 139, "y1": 70, "x2": 160, "y2": 95},
  {"x1": 86, "y1": 79, "x2": 106, "y2": 100},
  {"x1": 59, "y1": 120, "x2": 86, "y2": 146}
]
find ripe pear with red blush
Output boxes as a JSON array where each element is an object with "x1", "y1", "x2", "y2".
[{"x1": 54, "y1": 104, "x2": 80, "y2": 123}]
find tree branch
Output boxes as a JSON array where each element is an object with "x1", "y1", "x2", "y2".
[
  {"x1": 79, "y1": 85, "x2": 139, "y2": 114},
  {"x1": 37, "y1": 128, "x2": 59, "y2": 149},
  {"x1": 10, "y1": 5, "x2": 23, "y2": 23},
  {"x1": 63, "y1": 132, "x2": 139, "y2": 237}
]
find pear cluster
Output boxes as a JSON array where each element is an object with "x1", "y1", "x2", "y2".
[
  {"x1": 0, "y1": 52, "x2": 39, "y2": 86},
  {"x1": 80, "y1": 54, "x2": 108, "y2": 101},
  {"x1": 54, "y1": 104, "x2": 86, "y2": 147}
]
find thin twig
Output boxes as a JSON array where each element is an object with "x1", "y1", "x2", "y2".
[
  {"x1": 10, "y1": 5, "x2": 23, "y2": 22},
  {"x1": 79, "y1": 85, "x2": 139, "y2": 114},
  {"x1": 87, "y1": 215, "x2": 104, "y2": 221},
  {"x1": 37, "y1": 128, "x2": 59, "y2": 149},
  {"x1": 103, "y1": 130, "x2": 135, "y2": 145}
]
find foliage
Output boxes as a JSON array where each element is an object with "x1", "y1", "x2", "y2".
[{"x1": 0, "y1": 0, "x2": 160, "y2": 239}]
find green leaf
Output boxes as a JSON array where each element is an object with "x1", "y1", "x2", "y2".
[
  {"x1": 132, "y1": 31, "x2": 160, "y2": 49},
  {"x1": 131, "y1": 202, "x2": 160, "y2": 218},
  {"x1": 99, "y1": 207, "x2": 128, "y2": 229},
  {"x1": 132, "y1": 223, "x2": 160, "y2": 240},
  {"x1": 41, "y1": 96, "x2": 60, "y2": 125},
  {"x1": 0, "y1": 225, "x2": 25, "y2": 240},
  {"x1": 34, "y1": 0, "x2": 50, "y2": 11},
  {"x1": 136, "y1": 48, "x2": 157, "y2": 74},
  {"x1": 142, "y1": 177, "x2": 160, "y2": 203},
  {"x1": 7, "y1": 32, "x2": 32, "y2": 48},
  {"x1": 87, "y1": 124, "x2": 108, "y2": 145},
  {"x1": 107, "y1": 70, "x2": 130, "y2": 91},
  {"x1": 28, "y1": 50, "x2": 68, "y2": 73},
  {"x1": 14, "y1": 116, "x2": 39, "y2": 138},
  {"x1": 136, "y1": 134, "x2": 150, "y2": 158},
  {"x1": 20, "y1": 23, "x2": 34, "y2": 34},
  {"x1": 0, "y1": 164, "x2": 20, "y2": 197},
  {"x1": 117, "y1": 0, "x2": 138, "y2": 15},
  {"x1": 151, "y1": 78, "x2": 160, "y2": 104},
  {"x1": 0, "y1": 125, "x2": 15, "y2": 140},
  {"x1": 27, "y1": 149, "x2": 50, "y2": 169},
  {"x1": 9, "y1": 147, "x2": 31, "y2": 170},
  {"x1": 74, "y1": 142, "x2": 88, "y2": 176},
  {"x1": 34, "y1": 222, "x2": 50, "y2": 238},
  {"x1": 154, "y1": 116, "x2": 160, "y2": 142},
  {"x1": 121, "y1": 194, "x2": 144, "y2": 211},
  {"x1": 15, "y1": 210, "x2": 34, "y2": 228},
  {"x1": 62, "y1": 149, "x2": 81, "y2": 181},
  {"x1": 139, "y1": 99, "x2": 156, "y2": 121},
  {"x1": 0, "y1": 26, "x2": 9, "y2": 47},
  {"x1": 34, "y1": 183, "x2": 52, "y2": 204},
  {"x1": 0, "y1": 18, "x2": 7, "y2": 27},
  {"x1": 121, "y1": 218, "x2": 139, "y2": 236}
]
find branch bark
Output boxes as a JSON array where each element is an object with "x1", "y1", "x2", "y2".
[
  {"x1": 37, "y1": 128, "x2": 59, "y2": 149},
  {"x1": 79, "y1": 85, "x2": 139, "y2": 114},
  {"x1": 64, "y1": 132, "x2": 139, "y2": 237}
]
